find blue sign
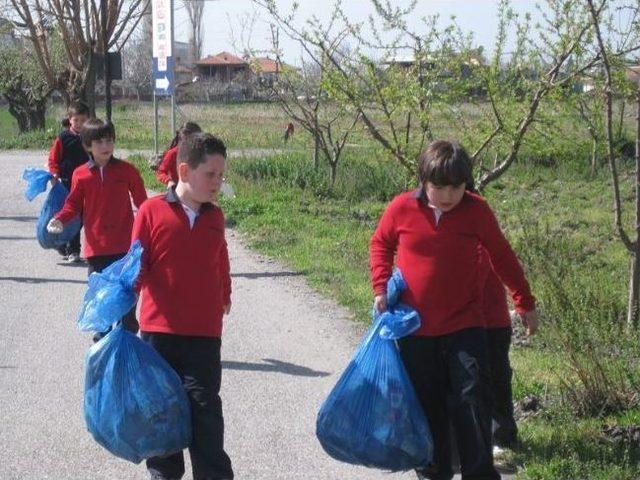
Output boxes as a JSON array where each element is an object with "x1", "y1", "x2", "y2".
[{"x1": 153, "y1": 56, "x2": 174, "y2": 96}]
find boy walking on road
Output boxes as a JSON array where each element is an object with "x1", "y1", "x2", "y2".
[
  {"x1": 132, "y1": 132, "x2": 234, "y2": 480},
  {"x1": 47, "y1": 119, "x2": 147, "y2": 338}
]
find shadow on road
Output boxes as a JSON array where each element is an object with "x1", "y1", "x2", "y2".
[
  {"x1": 222, "y1": 358, "x2": 330, "y2": 377},
  {"x1": 0, "y1": 236, "x2": 36, "y2": 241},
  {"x1": 0, "y1": 276, "x2": 86, "y2": 285},
  {"x1": 0, "y1": 216, "x2": 39, "y2": 222}
]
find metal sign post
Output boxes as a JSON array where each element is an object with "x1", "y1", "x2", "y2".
[{"x1": 152, "y1": 0, "x2": 175, "y2": 157}]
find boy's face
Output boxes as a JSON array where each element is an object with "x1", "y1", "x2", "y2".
[
  {"x1": 69, "y1": 113, "x2": 89, "y2": 132},
  {"x1": 180, "y1": 153, "x2": 225, "y2": 204},
  {"x1": 88, "y1": 137, "x2": 115, "y2": 166},
  {"x1": 424, "y1": 182, "x2": 466, "y2": 212}
]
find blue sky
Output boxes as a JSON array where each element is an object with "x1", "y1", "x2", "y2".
[{"x1": 173, "y1": 0, "x2": 545, "y2": 63}]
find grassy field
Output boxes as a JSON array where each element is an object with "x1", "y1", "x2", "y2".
[{"x1": 4, "y1": 100, "x2": 640, "y2": 479}]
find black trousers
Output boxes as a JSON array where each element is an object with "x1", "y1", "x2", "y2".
[
  {"x1": 56, "y1": 177, "x2": 81, "y2": 256},
  {"x1": 486, "y1": 326, "x2": 518, "y2": 448},
  {"x1": 86, "y1": 253, "x2": 138, "y2": 334},
  {"x1": 398, "y1": 328, "x2": 499, "y2": 480},
  {"x1": 141, "y1": 333, "x2": 234, "y2": 480}
]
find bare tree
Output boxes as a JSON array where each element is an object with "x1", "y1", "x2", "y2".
[
  {"x1": 183, "y1": 0, "x2": 204, "y2": 62},
  {"x1": 123, "y1": 5, "x2": 152, "y2": 100},
  {"x1": 5, "y1": 0, "x2": 149, "y2": 111},
  {"x1": 586, "y1": 0, "x2": 640, "y2": 328},
  {"x1": 254, "y1": 0, "x2": 639, "y2": 191}
]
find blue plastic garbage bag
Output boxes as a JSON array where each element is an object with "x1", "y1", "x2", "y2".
[
  {"x1": 84, "y1": 324, "x2": 192, "y2": 463},
  {"x1": 78, "y1": 240, "x2": 143, "y2": 333},
  {"x1": 22, "y1": 168, "x2": 51, "y2": 201},
  {"x1": 316, "y1": 270, "x2": 433, "y2": 471},
  {"x1": 22, "y1": 168, "x2": 82, "y2": 249}
]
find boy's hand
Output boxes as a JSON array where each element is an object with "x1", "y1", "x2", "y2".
[
  {"x1": 167, "y1": 181, "x2": 176, "y2": 189},
  {"x1": 520, "y1": 310, "x2": 539, "y2": 336},
  {"x1": 49, "y1": 175, "x2": 59, "y2": 186},
  {"x1": 223, "y1": 302, "x2": 231, "y2": 315},
  {"x1": 47, "y1": 218, "x2": 63, "y2": 234},
  {"x1": 374, "y1": 294, "x2": 387, "y2": 313}
]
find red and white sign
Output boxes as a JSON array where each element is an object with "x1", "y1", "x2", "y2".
[{"x1": 152, "y1": 0, "x2": 172, "y2": 72}]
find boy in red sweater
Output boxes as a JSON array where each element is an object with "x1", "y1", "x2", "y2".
[
  {"x1": 47, "y1": 102, "x2": 90, "y2": 262},
  {"x1": 132, "y1": 133, "x2": 233, "y2": 480},
  {"x1": 156, "y1": 122, "x2": 202, "y2": 188},
  {"x1": 47, "y1": 119, "x2": 147, "y2": 337},
  {"x1": 370, "y1": 140, "x2": 538, "y2": 480}
]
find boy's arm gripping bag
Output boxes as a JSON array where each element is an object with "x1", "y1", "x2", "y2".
[
  {"x1": 84, "y1": 325, "x2": 191, "y2": 463},
  {"x1": 78, "y1": 240, "x2": 143, "y2": 333},
  {"x1": 316, "y1": 269, "x2": 433, "y2": 471}
]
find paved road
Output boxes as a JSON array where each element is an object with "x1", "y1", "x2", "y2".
[{"x1": 0, "y1": 151, "x2": 512, "y2": 479}]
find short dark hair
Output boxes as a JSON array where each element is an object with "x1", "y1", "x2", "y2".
[
  {"x1": 178, "y1": 133, "x2": 227, "y2": 169},
  {"x1": 67, "y1": 101, "x2": 90, "y2": 118},
  {"x1": 417, "y1": 140, "x2": 472, "y2": 186},
  {"x1": 81, "y1": 118, "x2": 116, "y2": 149}
]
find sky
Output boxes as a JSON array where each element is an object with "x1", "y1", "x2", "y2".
[{"x1": 172, "y1": 0, "x2": 546, "y2": 63}]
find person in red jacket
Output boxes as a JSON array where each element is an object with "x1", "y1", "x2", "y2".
[
  {"x1": 47, "y1": 102, "x2": 90, "y2": 262},
  {"x1": 156, "y1": 122, "x2": 202, "y2": 187},
  {"x1": 132, "y1": 132, "x2": 233, "y2": 480},
  {"x1": 47, "y1": 119, "x2": 147, "y2": 338},
  {"x1": 370, "y1": 140, "x2": 538, "y2": 480}
]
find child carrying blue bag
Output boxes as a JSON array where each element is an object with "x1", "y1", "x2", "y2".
[
  {"x1": 316, "y1": 270, "x2": 433, "y2": 471},
  {"x1": 79, "y1": 241, "x2": 192, "y2": 464},
  {"x1": 22, "y1": 168, "x2": 81, "y2": 249}
]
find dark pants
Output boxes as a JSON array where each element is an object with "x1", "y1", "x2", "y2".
[
  {"x1": 398, "y1": 328, "x2": 499, "y2": 480},
  {"x1": 486, "y1": 327, "x2": 518, "y2": 448},
  {"x1": 87, "y1": 253, "x2": 139, "y2": 334},
  {"x1": 56, "y1": 177, "x2": 81, "y2": 256},
  {"x1": 141, "y1": 333, "x2": 234, "y2": 480}
]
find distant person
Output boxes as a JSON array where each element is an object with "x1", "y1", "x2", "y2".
[
  {"x1": 284, "y1": 122, "x2": 295, "y2": 143},
  {"x1": 156, "y1": 122, "x2": 202, "y2": 188},
  {"x1": 47, "y1": 102, "x2": 90, "y2": 263}
]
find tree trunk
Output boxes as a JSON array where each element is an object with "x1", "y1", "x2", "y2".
[
  {"x1": 329, "y1": 160, "x2": 337, "y2": 188},
  {"x1": 630, "y1": 90, "x2": 640, "y2": 329},
  {"x1": 628, "y1": 251, "x2": 640, "y2": 329},
  {"x1": 590, "y1": 137, "x2": 598, "y2": 176},
  {"x1": 313, "y1": 133, "x2": 320, "y2": 170}
]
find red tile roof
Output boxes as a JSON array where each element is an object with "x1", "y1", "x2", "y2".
[
  {"x1": 195, "y1": 51, "x2": 248, "y2": 66},
  {"x1": 251, "y1": 57, "x2": 280, "y2": 74}
]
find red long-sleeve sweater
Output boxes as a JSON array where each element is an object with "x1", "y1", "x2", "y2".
[
  {"x1": 370, "y1": 188, "x2": 534, "y2": 336},
  {"x1": 156, "y1": 147, "x2": 178, "y2": 185},
  {"x1": 55, "y1": 157, "x2": 147, "y2": 257},
  {"x1": 132, "y1": 191, "x2": 232, "y2": 337}
]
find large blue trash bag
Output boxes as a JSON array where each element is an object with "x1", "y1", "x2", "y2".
[
  {"x1": 84, "y1": 324, "x2": 192, "y2": 463},
  {"x1": 22, "y1": 168, "x2": 82, "y2": 249},
  {"x1": 316, "y1": 270, "x2": 433, "y2": 471},
  {"x1": 78, "y1": 240, "x2": 143, "y2": 333}
]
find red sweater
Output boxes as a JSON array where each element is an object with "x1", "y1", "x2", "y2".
[
  {"x1": 370, "y1": 189, "x2": 535, "y2": 336},
  {"x1": 56, "y1": 157, "x2": 147, "y2": 257},
  {"x1": 132, "y1": 191, "x2": 232, "y2": 337},
  {"x1": 156, "y1": 147, "x2": 178, "y2": 185}
]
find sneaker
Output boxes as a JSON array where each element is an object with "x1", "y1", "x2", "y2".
[
  {"x1": 493, "y1": 445, "x2": 517, "y2": 473},
  {"x1": 67, "y1": 252, "x2": 81, "y2": 263}
]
